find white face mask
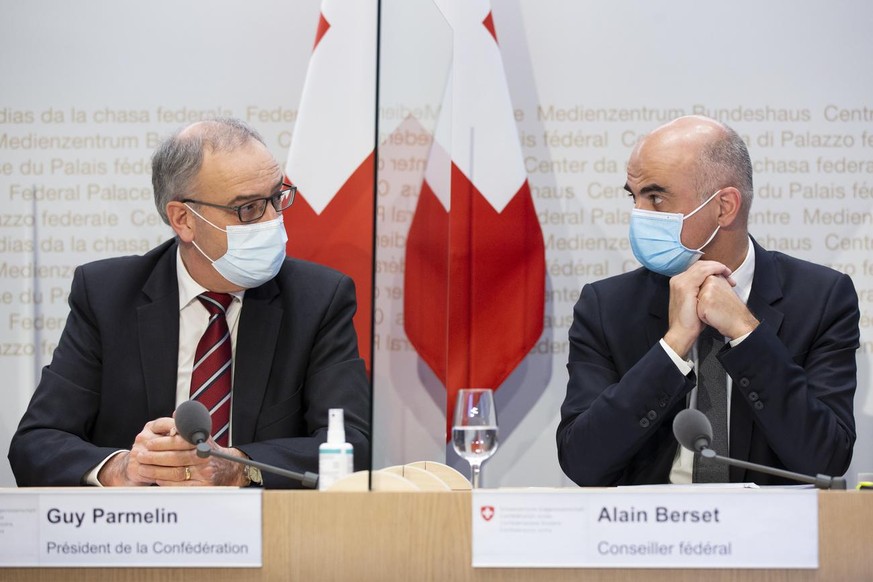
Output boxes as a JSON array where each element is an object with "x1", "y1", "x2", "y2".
[{"x1": 186, "y1": 204, "x2": 288, "y2": 288}]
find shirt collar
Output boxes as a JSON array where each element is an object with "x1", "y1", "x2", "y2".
[
  {"x1": 176, "y1": 246, "x2": 244, "y2": 310},
  {"x1": 731, "y1": 236, "x2": 755, "y2": 305}
]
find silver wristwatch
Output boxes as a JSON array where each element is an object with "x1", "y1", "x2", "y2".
[{"x1": 243, "y1": 464, "x2": 263, "y2": 486}]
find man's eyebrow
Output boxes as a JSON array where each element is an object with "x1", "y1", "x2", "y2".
[
  {"x1": 624, "y1": 183, "x2": 669, "y2": 195},
  {"x1": 226, "y1": 177, "x2": 285, "y2": 205},
  {"x1": 640, "y1": 183, "x2": 668, "y2": 195}
]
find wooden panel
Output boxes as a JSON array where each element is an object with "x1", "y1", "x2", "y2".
[
  {"x1": 406, "y1": 460, "x2": 472, "y2": 490},
  {"x1": 3, "y1": 490, "x2": 871, "y2": 581}
]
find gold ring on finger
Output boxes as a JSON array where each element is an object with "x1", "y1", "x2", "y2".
[{"x1": 184, "y1": 466, "x2": 192, "y2": 481}]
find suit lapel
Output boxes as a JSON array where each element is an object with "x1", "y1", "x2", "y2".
[
  {"x1": 730, "y1": 238, "x2": 784, "y2": 477},
  {"x1": 232, "y1": 277, "x2": 283, "y2": 444},
  {"x1": 138, "y1": 240, "x2": 181, "y2": 421},
  {"x1": 744, "y1": 240, "x2": 784, "y2": 334}
]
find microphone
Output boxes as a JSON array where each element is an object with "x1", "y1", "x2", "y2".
[
  {"x1": 672, "y1": 408, "x2": 846, "y2": 490},
  {"x1": 672, "y1": 409, "x2": 713, "y2": 454},
  {"x1": 174, "y1": 399, "x2": 212, "y2": 446},
  {"x1": 174, "y1": 400, "x2": 319, "y2": 489}
]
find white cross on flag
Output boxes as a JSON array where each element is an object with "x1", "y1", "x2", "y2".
[
  {"x1": 404, "y1": 0, "x2": 545, "y2": 434},
  {"x1": 285, "y1": 0, "x2": 377, "y2": 370}
]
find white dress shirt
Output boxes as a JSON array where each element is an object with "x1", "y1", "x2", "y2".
[{"x1": 175, "y1": 247, "x2": 244, "y2": 418}]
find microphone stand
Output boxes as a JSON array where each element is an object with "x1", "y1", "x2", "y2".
[
  {"x1": 698, "y1": 449, "x2": 846, "y2": 490},
  {"x1": 196, "y1": 442, "x2": 319, "y2": 489}
]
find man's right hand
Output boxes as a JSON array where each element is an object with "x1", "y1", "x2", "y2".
[
  {"x1": 97, "y1": 418, "x2": 178, "y2": 486},
  {"x1": 663, "y1": 260, "x2": 734, "y2": 357}
]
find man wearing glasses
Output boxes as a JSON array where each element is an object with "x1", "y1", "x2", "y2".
[{"x1": 9, "y1": 118, "x2": 370, "y2": 488}]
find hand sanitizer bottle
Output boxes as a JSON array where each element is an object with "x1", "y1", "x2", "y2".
[{"x1": 318, "y1": 408, "x2": 354, "y2": 490}]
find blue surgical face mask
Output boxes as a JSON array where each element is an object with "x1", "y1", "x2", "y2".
[
  {"x1": 629, "y1": 189, "x2": 721, "y2": 277},
  {"x1": 186, "y1": 204, "x2": 288, "y2": 288}
]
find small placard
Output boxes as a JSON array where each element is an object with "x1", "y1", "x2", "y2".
[
  {"x1": 0, "y1": 488, "x2": 262, "y2": 567},
  {"x1": 472, "y1": 489, "x2": 817, "y2": 568}
]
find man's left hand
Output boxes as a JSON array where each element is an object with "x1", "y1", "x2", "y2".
[{"x1": 697, "y1": 273, "x2": 759, "y2": 340}]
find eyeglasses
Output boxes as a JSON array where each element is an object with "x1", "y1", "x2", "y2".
[{"x1": 182, "y1": 184, "x2": 296, "y2": 223}]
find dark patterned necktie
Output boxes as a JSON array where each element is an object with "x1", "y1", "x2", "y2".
[
  {"x1": 692, "y1": 326, "x2": 729, "y2": 483},
  {"x1": 189, "y1": 292, "x2": 234, "y2": 447}
]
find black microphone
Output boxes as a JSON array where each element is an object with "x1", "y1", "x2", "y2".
[
  {"x1": 174, "y1": 400, "x2": 318, "y2": 489},
  {"x1": 673, "y1": 409, "x2": 713, "y2": 454},
  {"x1": 174, "y1": 399, "x2": 213, "y2": 445},
  {"x1": 672, "y1": 408, "x2": 846, "y2": 490}
]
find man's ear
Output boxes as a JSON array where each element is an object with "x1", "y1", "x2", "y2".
[
  {"x1": 166, "y1": 201, "x2": 195, "y2": 243},
  {"x1": 716, "y1": 187, "x2": 742, "y2": 228}
]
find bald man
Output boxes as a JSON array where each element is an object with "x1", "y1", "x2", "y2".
[
  {"x1": 557, "y1": 116, "x2": 859, "y2": 486},
  {"x1": 9, "y1": 118, "x2": 370, "y2": 488}
]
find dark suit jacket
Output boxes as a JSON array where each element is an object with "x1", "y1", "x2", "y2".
[
  {"x1": 557, "y1": 238, "x2": 859, "y2": 486},
  {"x1": 8, "y1": 238, "x2": 370, "y2": 488}
]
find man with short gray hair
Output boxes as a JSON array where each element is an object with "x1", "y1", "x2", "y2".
[{"x1": 10, "y1": 118, "x2": 370, "y2": 488}]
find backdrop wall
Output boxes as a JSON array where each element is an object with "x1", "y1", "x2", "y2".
[{"x1": 1, "y1": 0, "x2": 870, "y2": 488}]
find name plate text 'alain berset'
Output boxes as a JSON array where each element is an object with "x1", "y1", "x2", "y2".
[
  {"x1": 0, "y1": 488, "x2": 262, "y2": 567},
  {"x1": 472, "y1": 489, "x2": 817, "y2": 568}
]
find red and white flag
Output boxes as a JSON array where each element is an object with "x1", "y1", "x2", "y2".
[
  {"x1": 285, "y1": 0, "x2": 377, "y2": 370},
  {"x1": 404, "y1": 0, "x2": 545, "y2": 433}
]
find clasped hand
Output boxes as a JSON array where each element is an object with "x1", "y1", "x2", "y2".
[
  {"x1": 664, "y1": 260, "x2": 759, "y2": 357},
  {"x1": 98, "y1": 417, "x2": 247, "y2": 487}
]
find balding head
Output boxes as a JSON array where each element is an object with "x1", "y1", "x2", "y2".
[
  {"x1": 151, "y1": 118, "x2": 266, "y2": 224},
  {"x1": 634, "y1": 115, "x2": 754, "y2": 222}
]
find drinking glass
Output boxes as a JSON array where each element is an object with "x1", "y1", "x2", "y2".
[{"x1": 451, "y1": 388, "x2": 498, "y2": 488}]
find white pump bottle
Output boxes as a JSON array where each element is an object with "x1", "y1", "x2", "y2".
[{"x1": 318, "y1": 408, "x2": 354, "y2": 490}]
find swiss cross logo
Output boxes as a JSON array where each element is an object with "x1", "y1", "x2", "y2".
[{"x1": 480, "y1": 505, "x2": 495, "y2": 521}]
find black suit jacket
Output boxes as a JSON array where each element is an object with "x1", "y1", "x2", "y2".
[
  {"x1": 557, "y1": 239, "x2": 859, "y2": 486},
  {"x1": 8, "y1": 239, "x2": 370, "y2": 488}
]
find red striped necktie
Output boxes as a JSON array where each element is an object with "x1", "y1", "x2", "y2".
[{"x1": 189, "y1": 292, "x2": 234, "y2": 447}]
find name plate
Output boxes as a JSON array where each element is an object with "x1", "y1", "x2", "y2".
[
  {"x1": 472, "y1": 489, "x2": 817, "y2": 568},
  {"x1": 0, "y1": 488, "x2": 262, "y2": 567}
]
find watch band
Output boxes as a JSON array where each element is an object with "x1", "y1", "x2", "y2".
[{"x1": 243, "y1": 464, "x2": 263, "y2": 486}]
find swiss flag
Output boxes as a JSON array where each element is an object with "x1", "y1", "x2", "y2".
[
  {"x1": 404, "y1": 0, "x2": 545, "y2": 435},
  {"x1": 285, "y1": 0, "x2": 377, "y2": 370}
]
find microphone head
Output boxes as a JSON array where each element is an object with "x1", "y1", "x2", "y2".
[
  {"x1": 673, "y1": 408, "x2": 713, "y2": 452},
  {"x1": 174, "y1": 400, "x2": 212, "y2": 445}
]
